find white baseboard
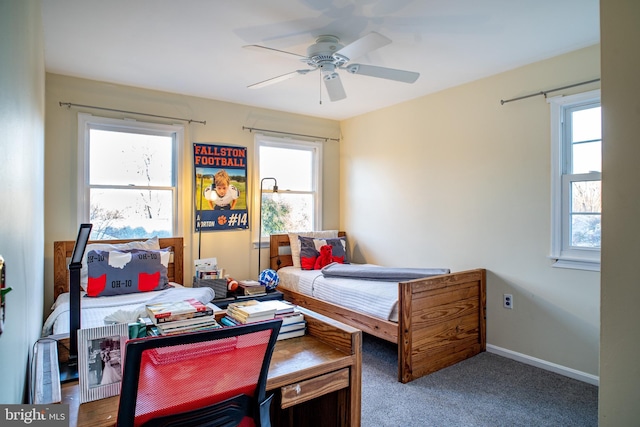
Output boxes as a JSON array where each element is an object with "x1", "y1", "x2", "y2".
[{"x1": 486, "y1": 344, "x2": 599, "y2": 386}]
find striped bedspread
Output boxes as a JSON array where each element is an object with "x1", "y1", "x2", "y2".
[{"x1": 277, "y1": 265, "x2": 400, "y2": 322}]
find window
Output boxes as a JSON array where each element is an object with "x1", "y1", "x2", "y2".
[
  {"x1": 254, "y1": 134, "x2": 322, "y2": 246},
  {"x1": 548, "y1": 90, "x2": 601, "y2": 271},
  {"x1": 78, "y1": 113, "x2": 183, "y2": 240}
]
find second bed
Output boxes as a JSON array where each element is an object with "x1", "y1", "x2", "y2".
[{"x1": 270, "y1": 232, "x2": 486, "y2": 383}]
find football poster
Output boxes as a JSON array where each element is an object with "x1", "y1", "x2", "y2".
[{"x1": 193, "y1": 143, "x2": 248, "y2": 232}]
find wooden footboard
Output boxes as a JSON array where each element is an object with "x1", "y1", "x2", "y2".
[
  {"x1": 398, "y1": 268, "x2": 486, "y2": 383},
  {"x1": 270, "y1": 233, "x2": 486, "y2": 383}
]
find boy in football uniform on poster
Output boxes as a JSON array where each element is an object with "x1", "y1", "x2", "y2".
[{"x1": 204, "y1": 169, "x2": 239, "y2": 210}]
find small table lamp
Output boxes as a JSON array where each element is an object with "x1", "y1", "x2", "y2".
[
  {"x1": 258, "y1": 177, "x2": 278, "y2": 278},
  {"x1": 61, "y1": 223, "x2": 92, "y2": 382}
]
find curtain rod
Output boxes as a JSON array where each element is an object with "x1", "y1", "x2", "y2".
[
  {"x1": 242, "y1": 126, "x2": 340, "y2": 142},
  {"x1": 59, "y1": 102, "x2": 206, "y2": 125},
  {"x1": 500, "y1": 78, "x2": 600, "y2": 105}
]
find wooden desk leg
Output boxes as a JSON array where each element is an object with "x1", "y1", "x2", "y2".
[{"x1": 350, "y1": 331, "x2": 362, "y2": 427}]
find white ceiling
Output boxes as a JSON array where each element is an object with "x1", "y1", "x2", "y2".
[{"x1": 41, "y1": 0, "x2": 600, "y2": 121}]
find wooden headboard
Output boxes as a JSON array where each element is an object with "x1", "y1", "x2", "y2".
[
  {"x1": 53, "y1": 237, "x2": 184, "y2": 300},
  {"x1": 269, "y1": 232, "x2": 346, "y2": 271}
]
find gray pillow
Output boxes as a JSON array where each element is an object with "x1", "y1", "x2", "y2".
[{"x1": 86, "y1": 248, "x2": 170, "y2": 297}]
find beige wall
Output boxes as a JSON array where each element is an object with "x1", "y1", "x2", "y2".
[
  {"x1": 29, "y1": 2, "x2": 640, "y2": 420},
  {"x1": 44, "y1": 74, "x2": 340, "y2": 316},
  {"x1": 340, "y1": 45, "x2": 601, "y2": 379},
  {"x1": 599, "y1": 0, "x2": 640, "y2": 424},
  {"x1": 0, "y1": 0, "x2": 45, "y2": 403},
  {"x1": 6, "y1": 0, "x2": 639, "y2": 418}
]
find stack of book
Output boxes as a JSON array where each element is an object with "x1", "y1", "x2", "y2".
[
  {"x1": 221, "y1": 299, "x2": 306, "y2": 340},
  {"x1": 225, "y1": 299, "x2": 276, "y2": 324},
  {"x1": 145, "y1": 298, "x2": 221, "y2": 336},
  {"x1": 237, "y1": 280, "x2": 266, "y2": 297},
  {"x1": 274, "y1": 309, "x2": 306, "y2": 341},
  {"x1": 258, "y1": 300, "x2": 294, "y2": 314}
]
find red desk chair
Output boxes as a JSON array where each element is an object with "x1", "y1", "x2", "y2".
[{"x1": 116, "y1": 320, "x2": 282, "y2": 427}]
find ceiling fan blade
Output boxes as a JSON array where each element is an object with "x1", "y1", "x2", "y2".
[
  {"x1": 344, "y1": 63, "x2": 419, "y2": 83},
  {"x1": 248, "y1": 69, "x2": 313, "y2": 89},
  {"x1": 323, "y1": 72, "x2": 346, "y2": 102},
  {"x1": 243, "y1": 44, "x2": 307, "y2": 59},
  {"x1": 335, "y1": 31, "x2": 392, "y2": 60}
]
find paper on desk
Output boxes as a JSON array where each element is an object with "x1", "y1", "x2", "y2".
[{"x1": 104, "y1": 308, "x2": 144, "y2": 324}]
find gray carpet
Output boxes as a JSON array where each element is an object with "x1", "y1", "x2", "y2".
[{"x1": 361, "y1": 335, "x2": 598, "y2": 427}]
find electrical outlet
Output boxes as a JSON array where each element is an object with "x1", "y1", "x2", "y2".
[{"x1": 503, "y1": 294, "x2": 513, "y2": 309}]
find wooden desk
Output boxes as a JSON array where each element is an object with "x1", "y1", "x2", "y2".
[{"x1": 58, "y1": 308, "x2": 362, "y2": 427}]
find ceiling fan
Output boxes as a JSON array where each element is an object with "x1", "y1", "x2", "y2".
[{"x1": 244, "y1": 32, "x2": 420, "y2": 102}]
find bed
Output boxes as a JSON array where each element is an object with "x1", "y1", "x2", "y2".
[
  {"x1": 43, "y1": 237, "x2": 215, "y2": 337},
  {"x1": 270, "y1": 232, "x2": 486, "y2": 383}
]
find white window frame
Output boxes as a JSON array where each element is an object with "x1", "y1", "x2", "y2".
[
  {"x1": 77, "y1": 113, "x2": 184, "y2": 238},
  {"x1": 548, "y1": 90, "x2": 601, "y2": 271},
  {"x1": 253, "y1": 134, "x2": 323, "y2": 247}
]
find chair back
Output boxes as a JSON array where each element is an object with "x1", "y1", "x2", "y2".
[{"x1": 117, "y1": 320, "x2": 282, "y2": 427}]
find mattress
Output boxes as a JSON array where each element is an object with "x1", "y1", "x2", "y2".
[
  {"x1": 277, "y1": 266, "x2": 399, "y2": 323},
  {"x1": 42, "y1": 284, "x2": 215, "y2": 336}
]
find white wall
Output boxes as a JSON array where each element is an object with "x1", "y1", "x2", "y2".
[
  {"x1": 340, "y1": 45, "x2": 601, "y2": 379},
  {"x1": 0, "y1": 0, "x2": 45, "y2": 403},
  {"x1": 44, "y1": 74, "x2": 341, "y2": 315},
  {"x1": 599, "y1": 0, "x2": 640, "y2": 424}
]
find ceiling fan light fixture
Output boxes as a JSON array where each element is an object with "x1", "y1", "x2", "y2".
[{"x1": 246, "y1": 31, "x2": 419, "y2": 99}]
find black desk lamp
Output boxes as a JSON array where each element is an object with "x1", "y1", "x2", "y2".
[
  {"x1": 60, "y1": 223, "x2": 92, "y2": 383},
  {"x1": 258, "y1": 178, "x2": 278, "y2": 278}
]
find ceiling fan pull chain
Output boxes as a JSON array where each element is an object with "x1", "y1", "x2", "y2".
[{"x1": 319, "y1": 71, "x2": 323, "y2": 105}]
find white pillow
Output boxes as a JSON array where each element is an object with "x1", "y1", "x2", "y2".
[
  {"x1": 288, "y1": 230, "x2": 339, "y2": 268},
  {"x1": 80, "y1": 236, "x2": 160, "y2": 290}
]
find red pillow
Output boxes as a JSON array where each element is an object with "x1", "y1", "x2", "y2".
[
  {"x1": 314, "y1": 245, "x2": 334, "y2": 270},
  {"x1": 298, "y1": 236, "x2": 348, "y2": 270},
  {"x1": 300, "y1": 254, "x2": 317, "y2": 270}
]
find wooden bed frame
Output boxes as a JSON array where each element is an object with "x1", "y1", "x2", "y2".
[
  {"x1": 270, "y1": 233, "x2": 486, "y2": 383},
  {"x1": 53, "y1": 237, "x2": 184, "y2": 300}
]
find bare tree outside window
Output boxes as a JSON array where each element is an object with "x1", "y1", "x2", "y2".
[{"x1": 83, "y1": 121, "x2": 178, "y2": 240}]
